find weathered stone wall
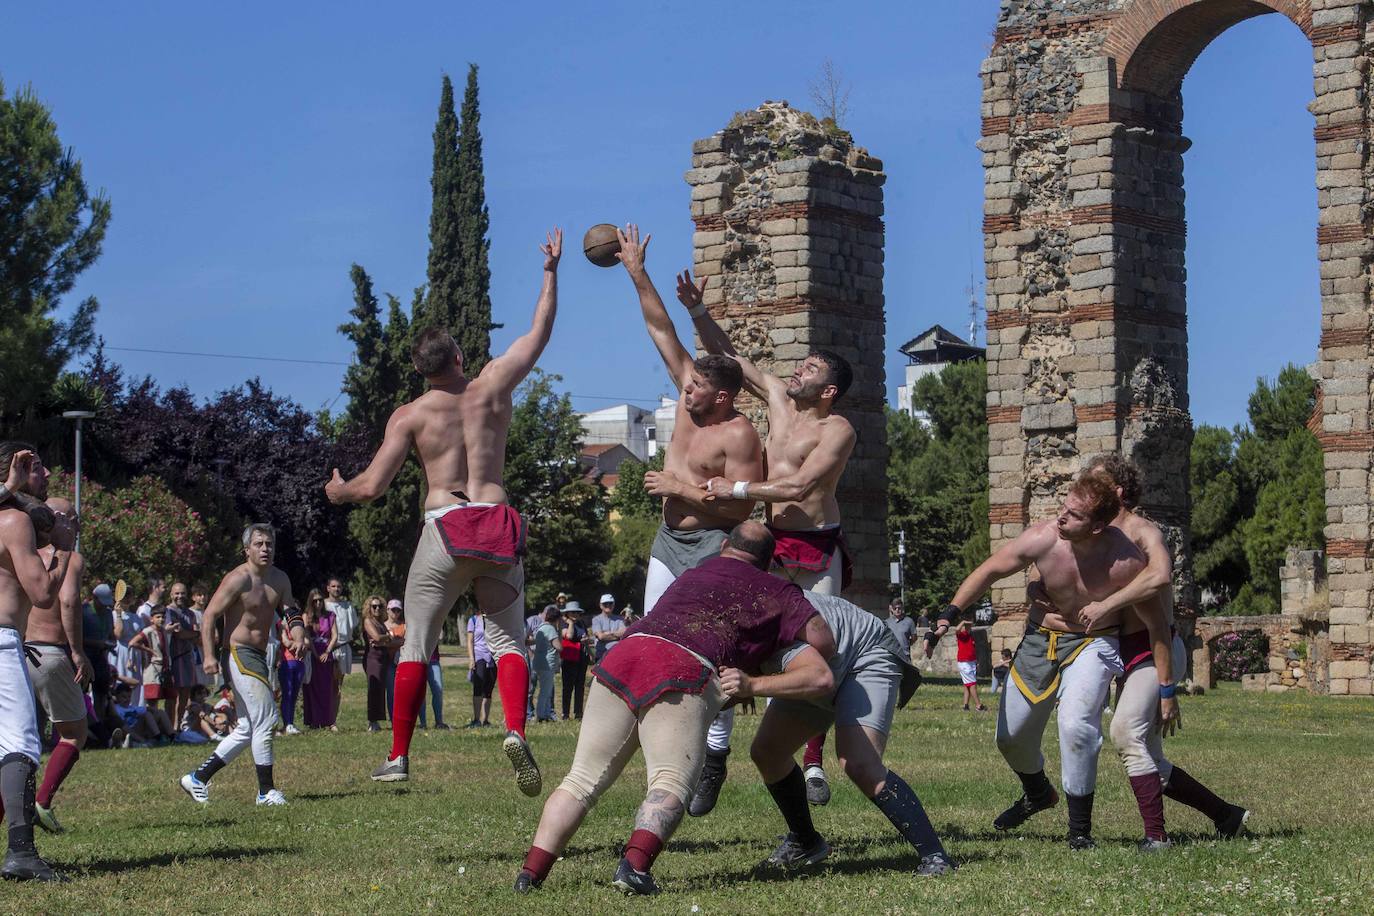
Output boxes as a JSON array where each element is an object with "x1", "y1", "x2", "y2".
[
  {"x1": 686, "y1": 102, "x2": 889, "y2": 612},
  {"x1": 984, "y1": 0, "x2": 1374, "y2": 694}
]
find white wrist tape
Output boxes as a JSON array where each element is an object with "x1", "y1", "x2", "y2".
[
  {"x1": 732, "y1": 481, "x2": 750, "y2": 500},
  {"x1": 688, "y1": 304, "x2": 707, "y2": 319}
]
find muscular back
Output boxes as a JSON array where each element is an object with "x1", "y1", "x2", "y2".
[{"x1": 405, "y1": 379, "x2": 514, "y2": 509}]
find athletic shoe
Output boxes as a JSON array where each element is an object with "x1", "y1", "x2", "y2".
[
  {"x1": 371, "y1": 755, "x2": 409, "y2": 782},
  {"x1": 688, "y1": 749, "x2": 728, "y2": 817},
  {"x1": 612, "y1": 857, "x2": 661, "y2": 896},
  {"x1": 1215, "y1": 805, "x2": 1250, "y2": 839},
  {"x1": 504, "y1": 731, "x2": 542, "y2": 797},
  {"x1": 285, "y1": 724, "x2": 301, "y2": 736},
  {"x1": 434, "y1": 722, "x2": 452, "y2": 731},
  {"x1": 1068, "y1": 833, "x2": 1096, "y2": 850},
  {"x1": 915, "y1": 852, "x2": 957, "y2": 876},
  {"x1": 33, "y1": 802, "x2": 63, "y2": 835},
  {"x1": 0, "y1": 848, "x2": 67, "y2": 883},
  {"x1": 765, "y1": 832, "x2": 830, "y2": 868},
  {"x1": 804, "y1": 765, "x2": 831, "y2": 806},
  {"x1": 463, "y1": 719, "x2": 482, "y2": 730},
  {"x1": 992, "y1": 787, "x2": 1059, "y2": 831},
  {"x1": 109, "y1": 727, "x2": 126, "y2": 749},
  {"x1": 179, "y1": 773, "x2": 210, "y2": 804},
  {"x1": 1137, "y1": 837, "x2": 1171, "y2": 853},
  {"x1": 367, "y1": 722, "x2": 381, "y2": 733},
  {"x1": 513, "y1": 871, "x2": 541, "y2": 894},
  {"x1": 256, "y1": 789, "x2": 287, "y2": 806}
]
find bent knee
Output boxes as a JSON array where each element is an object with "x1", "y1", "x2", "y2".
[
  {"x1": 1059, "y1": 720, "x2": 1102, "y2": 756},
  {"x1": 838, "y1": 755, "x2": 885, "y2": 796}
]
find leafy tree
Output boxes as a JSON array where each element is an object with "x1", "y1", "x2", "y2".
[
  {"x1": 0, "y1": 80, "x2": 111, "y2": 428},
  {"x1": 603, "y1": 513, "x2": 658, "y2": 612},
  {"x1": 505, "y1": 371, "x2": 586, "y2": 518},
  {"x1": 608, "y1": 453, "x2": 666, "y2": 520},
  {"x1": 524, "y1": 479, "x2": 612, "y2": 609}
]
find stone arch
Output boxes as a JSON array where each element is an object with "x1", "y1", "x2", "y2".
[{"x1": 981, "y1": 1, "x2": 1373, "y2": 693}]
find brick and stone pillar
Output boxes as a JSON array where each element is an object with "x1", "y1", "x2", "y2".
[{"x1": 686, "y1": 102, "x2": 888, "y2": 612}]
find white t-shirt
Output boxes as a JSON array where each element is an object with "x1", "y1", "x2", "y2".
[{"x1": 327, "y1": 599, "x2": 358, "y2": 643}]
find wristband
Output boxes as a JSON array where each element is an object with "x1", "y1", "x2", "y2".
[
  {"x1": 1158, "y1": 683, "x2": 1177, "y2": 699},
  {"x1": 688, "y1": 303, "x2": 707, "y2": 319},
  {"x1": 732, "y1": 480, "x2": 750, "y2": 500}
]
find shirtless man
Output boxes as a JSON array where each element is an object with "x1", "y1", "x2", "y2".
[
  {"x1": 1079, "y1": 456, "x2": 1249, "y2": 846},
  {"x1": 615, "y1": 225, "x2": 763, "y2": 616},
  {"x1": 180, "y1": 523, "x2": 305, "y2": 806},
  {"x1": 927, "y1": 471, "x2": 1140, "y2": 848},
  {"x1": 673, "y1": 269, "x2": 857, "y2": 812},
  {"x1": 0, "y1": 443, "x2": 75, "y2": 881},
  {"x1": 327, "y1": 229, "x2": 563, "y2": 793},
  {"x1": 27, "y1": 496, "x2": 91, "y2": 836}
]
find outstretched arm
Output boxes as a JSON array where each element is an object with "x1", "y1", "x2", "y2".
[
  {"x1": 704, "y1": 420, "x2": 855, "y2": 505},
  {"x1": 1079, "y1": 524, "x2": 1173, "y2": 629},
  {"x1": 618, "y1": 225, "x2": 693, "y2": 388},
  {"x1": 480, "y1": 229, "x2": 562, "y2": 394},
  {"x1": 675, "y1": 270, "x2": 783, "y2": 403},
  {"x1": 926, "y1": 524, "x2": 1048, "y2": 655},
  {"x1": 325, "y1": 406, "x2": 413, "y2": 505}
]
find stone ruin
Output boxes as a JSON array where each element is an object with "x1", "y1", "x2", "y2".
[
  {"x1": 685, "y1": 102, "x2": 889, "y2": 611},
  {"x1": 982, "y1": 0, "x2": 1374, "y2": 694}
]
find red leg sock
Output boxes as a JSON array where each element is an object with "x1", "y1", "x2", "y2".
[
  {"x1": 36, "y1": 742, "x2": 79, "y2": 808},
  {"x1": 1128, "y1": 773, "x2": 1167, "y2": 841},
  {"x1": 624, "y1": 829, "x2": 665, "y2": 873},
  {"x1": 389, "y1": 661, "x2": 427, "y2": 760},
  {"x1": 497, "y1": 653, "x2": 530, "y2": 738},
  {"x1": 521, "y1": 845, "x2": 558, "y2": 883},
  {"x1": 803, "y1": 733, "x2": 826, "y2": 769}
]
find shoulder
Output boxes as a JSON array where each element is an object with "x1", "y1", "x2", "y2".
[
  {"x1": 823, "y1": 413, "x2": 856, "y2": 441},
  {"x1": 1123, "y1": 513, "x2": 1168, "y2": 555},
  {"x1": 1018, "y1": 520, "x2": 1059, "y2": 551},
  {"x1": 0, "y1": 506, "x2": 30, "y2": 538},
  {"x1": 724, "y1": 414, "x2": 762, "y2": 443}
]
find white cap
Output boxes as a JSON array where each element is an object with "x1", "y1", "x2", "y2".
[
  {"x1": 600, "y1": 594, "x2": 614, "y2": 605},
  {"x1": 386, "y1": 599, "x2": 402, "y2": 610}
]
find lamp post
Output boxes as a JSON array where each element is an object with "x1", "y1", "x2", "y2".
[
  {"x1": 61, "y1": 410, "x2": 96, "y2": 551},
  {"x1": 897, "y1": 528, "x2": 907, "y2": 609}
]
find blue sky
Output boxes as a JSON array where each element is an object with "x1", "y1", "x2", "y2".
[{"x1": 2, "y1": 3, "x2": 1317, "y2": 429}]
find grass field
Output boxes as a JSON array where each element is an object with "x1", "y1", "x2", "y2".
[{"x1": 10, "y1": 674, "x2": 1374, "y2": 914}]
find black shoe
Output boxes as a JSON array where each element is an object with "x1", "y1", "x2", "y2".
[
  {"x1": 915, "y1": 852, "x2": 957, "y2": 876},
  {"x1": 612, "y1": 857, "x2": 660, "y2": 895},
  {"x1": 1137, "y1": 837, "x2": 1171, "y2": 853},
  {"x1": 1, "y1": 848, "x2": 67, "y2": 882},
  {"x1": 804, "y1": 765, "x2": 831, "y2": 806},
  {"x1": 1215, "y1": 804, "x2": 1250, "y2": 839},
  {"x1": 993, "y1": 787, "x2": 1059, "y2": 831},
  {"x1": 764, "y1": 832, "x2": 830, "y2": 868},
  {"x1": 463, "y1": 720, "x2": 481, "y2": 730},
  {"x1": 513, "y1": 871, "x2": 541, "y2": 893},
  {"x1": 1068, "y1": 833, "x2": 1096, "y2": 850},
  {"x1": 688, "y1": 749, "x2": 728, "y2": 817}
]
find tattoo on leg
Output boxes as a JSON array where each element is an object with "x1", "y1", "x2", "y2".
[{"x1": 633, "y1": 789, "x2": 685, "y2": 838}]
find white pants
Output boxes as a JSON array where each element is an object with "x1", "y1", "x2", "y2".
[
  {"x1": 774, "y1": 546, "x2": 842, "y2": 596},
  {"x1": 0, "y1": 628, "x2": 41, "y2": 763},
  {"x1": 1111, "y1": 634, "x2": 1187, "y2": 779},
  {"x1": 214, "y1": 648, "x2": 279, "y2": 767},
  {"x1": 643, "y1": 557, "x2": 675, "y2": 616},
  {"x1": 995, "y1": 637, "x2": 1121, "y2": 797}
]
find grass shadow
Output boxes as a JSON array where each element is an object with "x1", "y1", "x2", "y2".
[
  {"x1": 674, "y1": 849, "x2": 996, "y2": 889},
  {"x1": 72, "y1": 844, "x2": 301, "y2": 876},
  {"x1": 296, "y1": 788, "x2": 370, "y2": 801}
]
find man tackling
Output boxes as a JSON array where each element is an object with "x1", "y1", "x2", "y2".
[
  {"x1": 327, "y1": 229, "x2": 563, "y2": 793},
  {"x1": 615, "y1": 225, "x2": 763, "y2": 615},
  {"x1": 180, "y1": 524, "x2": 305, "y2": 806},
  {"x1": 0, "y1": 443, "x2": 76, "y2": 881},
  {"x1": 676, "y1": 268, "x2": 858, "y2": 813},
  {"x1": 927, "y1": 471, "x2": 1139, "y2": 848}
]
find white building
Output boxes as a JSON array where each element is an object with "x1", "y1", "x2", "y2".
[
  {"x1": 895, "y1": 325, "x2": 985, "y2": 422},
  {"x1": 578, "y1": 403, "x2": 655, "y2": 461}
]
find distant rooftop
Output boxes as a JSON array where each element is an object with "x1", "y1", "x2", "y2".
[{"x1": 898, "y1": 324, "x2": 984, "y2": 364}]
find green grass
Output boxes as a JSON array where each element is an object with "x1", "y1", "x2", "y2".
[{"x1": 12, "y1": 677, "x2": 1374, "y2": 914}]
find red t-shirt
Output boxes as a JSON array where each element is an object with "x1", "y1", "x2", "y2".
[
  {"x1": 956, "y1": 628, "x2": 976, "y2": 662},
  {"x1": 625, "y1": 555, "x2": 817, "y2": 674}
]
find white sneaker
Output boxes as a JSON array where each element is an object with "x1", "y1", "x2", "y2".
[
  {"x1": 285, "y1": 724, "x2": 301, "y2": 736},
  {"x1": 180, "y1": 773, "x2": 210, "y2": 804},
  {"x1": 256, "y1": 789, "x2": 287, "y2": 806}
]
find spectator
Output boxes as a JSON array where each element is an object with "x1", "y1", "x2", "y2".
[
  {"x1": 886, "y1": 599, "x2": 918, "y2": 658},
  {"x1": 385, "y1": 599, "x2": 406, "y2": 717},
  {"x1": 189, "y1": 584, "x2": 213, "y2": 688},
  {"x1": 109, "y1": 682, "x2": 176, "y2": 748},
  {"x1": 136, "y1": 578, "x2": 165, "y2": 624},
  {"x1": 559, "y1": 601, "x2": 590, "y2": 721},
  {"x1": 83, "y1": 583, "x2": 117, "y2": 714},
  {"x1": 164, "y1": 582, "x2": 201, "y2": 735},
  {"x1": 555, "y1": 592, "x2": 569, "y2": 612},
  {"x1": 955, "y1": 619, "x2": 986, "y2": 712},
  {"x1": 915, "y1": 607, "x2": 932, "y2": 629},
  {"x1": 302, "y1": 589, "x2": 338, "y2": 730},
  {"x1": 112, "y1": 582, "x2": 145, "y2": 703},
  {"x1": 531, "y1": 607, "x2": 561, "y2": 722},
  {"x1": 418, "y1": 642, "x2": 449, "y2": 731},
  {"x1": 525, "y1": 606, "x2": 544, "y2": 720},
  {"x1": 182, "y1": 685, "x2": 230, "y2": 740},
  {"x1": 465, "y1": 611, "x2": 496, "y2": 728},
  {"x1": 127, "y1": 606, "x2": 171, "y2": 721},
  {"x1": 620, "y1": 605, "x2": 640, "y2": 625},
  {"x1": 991, "y1": 648, "x2": 1013, "y2": 695},
  {"x1": 590, "y1": 594, "x2": 626, "y2": 663},
  {"x1": 325, "y1": 578, "x2": 358, "y2": 723},
  {"x1": 278, "y1": 606, "x2": 307, "y2": 736},
  {"x1": 362, "y1": 596, "x2": 395, "y2": 733}
]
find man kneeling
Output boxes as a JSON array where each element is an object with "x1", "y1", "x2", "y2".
[
  {"x1": 741, "y1": 592, "x2": 954, "y2": 876},
  {"x1": 515, "y1": 521, "x2": 834, "y2": 896}
]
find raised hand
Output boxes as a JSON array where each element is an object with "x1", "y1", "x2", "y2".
[
  {"x1": 675, "y1": 270, "x2": 707, "y2": 310},
  {"x1": 325, "y1": 469, "x2": 347, "y2": 505},
  {"x1": 541, "y1": 228, "x2": 563, "y2": 271},
  {"x1": 3, "y1": 449, "x2": 34, "y2": 495},
  {"x1": 615, "y1": 223, "x2": 651, "y2": 275}
]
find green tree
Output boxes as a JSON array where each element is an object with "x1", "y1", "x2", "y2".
[
  {"x1": 419, "y1": 74, "x2": 462, "y2": 337},
  {"x1": 608, "y1": 453, "x2": 665, "y2": 520},
  {"x1": 0, "y1": 80, "x2": 111, "y2": 427},
  {"x1": 454, "y1": 64, "x2": 495, "y2": 375},
  {"x1": 524, "y1": 479, "x2": 612, "y2": 609}
]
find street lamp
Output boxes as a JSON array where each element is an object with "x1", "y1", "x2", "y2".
[
  {"x1": 62, "y1": 410, "x2": 96, "y2": 551},
  {"x1": 897, "y1": 528, "x2": 907, "y2": 610}
]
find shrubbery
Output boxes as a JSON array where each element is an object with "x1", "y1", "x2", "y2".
[{"x1": 1211, "y1": 630, "x2": 1269, "y2": 681}]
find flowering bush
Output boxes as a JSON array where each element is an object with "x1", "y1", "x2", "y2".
[
  {"x1": 48, "y1": 470, "x2": 209, "y2": 589},
  {"x1": 1212, "y1": 630, "x2": 1269, "y2": 681}
]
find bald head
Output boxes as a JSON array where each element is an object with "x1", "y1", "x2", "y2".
[
  {"x1": 721, "y1": 520, "x2": 775, "y2": 571},
  {"x1": 45, "y1": 497, "x2": 73, "y2": 515}
]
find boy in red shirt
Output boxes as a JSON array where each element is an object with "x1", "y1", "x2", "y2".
[{"x1": 955, "y1": 620, "x2": 985, "y2": 712}]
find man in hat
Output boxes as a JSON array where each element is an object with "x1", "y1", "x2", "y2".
[{"x1": 590, "y1": 595, "x2": 626, "y2": 664}]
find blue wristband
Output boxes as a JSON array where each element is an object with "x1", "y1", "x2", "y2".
[{"x1": 1159, "y1": 683, "x2": 1177, "y2": 699}]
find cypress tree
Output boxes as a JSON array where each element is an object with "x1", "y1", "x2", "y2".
[
  {"x1": 420, "y1": 74, "x2": 462, "y2": 337},
  {"x1": 454, "y1": 63, "x2": 495, "y2": 374}
]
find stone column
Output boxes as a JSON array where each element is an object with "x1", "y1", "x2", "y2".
[{"x1": 685, "y1": 102, "x2": 889, "y2": 612}]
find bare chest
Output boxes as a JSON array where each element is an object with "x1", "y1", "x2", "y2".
[{"x1": 669, "y1": 424, "x2": 733, "y2": 480}]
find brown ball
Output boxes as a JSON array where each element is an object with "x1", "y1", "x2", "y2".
[{"x1": 583, "y1": 224, "x2": 621, "y2": 268}]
